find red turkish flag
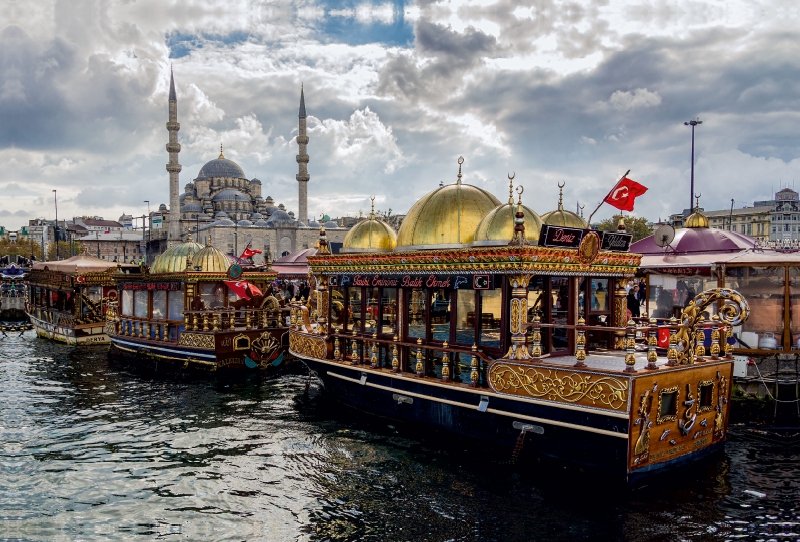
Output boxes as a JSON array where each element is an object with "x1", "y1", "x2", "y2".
[
  {"x1": 604, "y1": 177, "x2": 648, "y2": 212},
  {"x1": 224, "y1": 280, "x2": 264, "y2": 300},
  {"x1": 240, "y1": 247, "x2": 262, "y2": 259}
]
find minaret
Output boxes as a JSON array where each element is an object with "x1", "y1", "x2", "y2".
[
  {"x1": 166, "y1": 68, "x2": 182, "y2": 243},
  {"x1": 296, "y1": 84, "x2": 309, "y2": 224}
]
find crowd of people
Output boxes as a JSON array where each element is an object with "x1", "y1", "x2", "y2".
[
  {"x1": 272, "y1": 279, "x2": 311, "y2": 302},
  {"x1": 625, "y1": 278, "x2": 647, "y2": 319}
]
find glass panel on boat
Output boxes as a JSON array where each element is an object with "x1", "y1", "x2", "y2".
[
  {"x1": 366, "y1": 287, "x2": 380, "y2": 334},
  {"x1": 407, "y1": 288, "x2": 426, "y2": 341},
  {"x1": 168, "y1": 289, "x2": 184, "y2": 321},
  {"x1": 550, "y1": 276, "x2": 570, "y2": 352},
  {"x1": 590, "y1": 279, "x2": 609, "y2": 312},
  {"x1": 455, "y1": 290, "x2": 476, "y2": 346},
  {"x1": 790, "y1": 267, "x2": 800, "y2": 349},
  {"x1": 430, "y1": 289, "x2": 451, "y2": 342},
  {"x1": 86, "y1": 286, "x2": 102, "y2": 302},
  {"x1": 479, "y1": 287, "x2": 502, "y2": 350},
  {"x1": 658, "y1": 387, "x2": 679, "y2": 423},
  {"x1": 152, "y1": 290, "x2": 167, "y2": 320},
  {"x1": 380, "y1": 288, "x2": 397, "y2": 335},
  {"x1": 201, "y1": 283, "x2": 226, "y2": 309},
  {"x1": 121, "y1": 290, "x2": 133, "y2": 316},
  {"x1": 133, "y1": 290, "x2": 148, "y2": 318},
  {"x1": 648, "y1": 275, "x2": 719, "y2": 320},
  {"x1": 347, "y1": 288, "x2": 363, "y2": 332},
  {"x1": 726, "y1": 266, "x2": 785, "y2": 350}
]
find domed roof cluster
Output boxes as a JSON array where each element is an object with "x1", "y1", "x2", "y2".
[
  {"x1": 540, "y1": 183, "x2": 588, "y2": 229},
  {"x1": 343, "y1": 199, "x2": 398, "y2": 251},
  {"x1": 150, "y1": 237, "x2": 233, "y2": 274},
  {"x1": 473, "y1": 184, "x2": 543, "y2": 246},
  {"x1": 212, "y1": 189, "x2": 250, "y2": 202}
]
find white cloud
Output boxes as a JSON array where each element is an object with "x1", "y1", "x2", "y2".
[{"x1": 608, "y1": 88, "x2": 662, "y2": 110}]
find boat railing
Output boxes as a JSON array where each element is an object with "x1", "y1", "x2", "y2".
[
  {"x1": 182, "y1": 307, "x2": 282, "y2": 333},
  {"x1": 117, "y1": 318, "x2": 173, "y2": 341}
]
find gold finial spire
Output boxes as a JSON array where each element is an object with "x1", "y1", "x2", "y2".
[
  {"x1": 509, "y1": 186, "x2": 528, "y2": 246},
  {"x1": 369, "y1": 196, "x2": 375, "y2": 219},
  {"x1": 207, "y1": 234, "x2": 212, "y2": 246},
  {"x1": 580, "y1": 204, "x2": 585, "y2": 219},
  {"x1": 694, "y1": 192, "x2": 701, "y2": 210},
  {"x1": 517, "y1": 185, "x2": 524, "y2": 206},
  {"x1": 457, "y1": 156, "x2": 464, "y2": 185},
  {"x1": 557, "y1": 181, "x2": 565, "y2": 210},
  {"x1": 507, "y1": 172, "x2": 515, "y2": 205},
  {"x1": 219, "y1": 143, "x2": 225, "y2": 159}
]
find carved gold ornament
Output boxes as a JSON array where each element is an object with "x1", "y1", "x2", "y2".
[
  {"x1": 289, "y1": 331, "x2": 327, "y2": 359},
  {"x1": 673, "y1": 288, "x2": 750, "y2": 364},
  {"x1": 578, "y1": 231, "x2": 600, "y2": 267},
  {"x1": 178, "y1": 332, "x2": 215, "y2": 349},
  {"x1": 489, "y1": 362, "x2": 629, "y2": 411}
]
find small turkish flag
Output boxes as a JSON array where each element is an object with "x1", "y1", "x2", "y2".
[{"x1": 604, "y1": 177, "x2": 648, "y2": 212}]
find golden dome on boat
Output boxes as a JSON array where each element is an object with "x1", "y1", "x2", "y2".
[
  {"x1": 396, "y1": 157, "x2": 501, "y2": 250},
  {"x1": 150, "y1": 238, "x2": 204, "y2": 274},
  {"x1": 541, "y1": 182, "x2": 588, "y2": 229},
  {"x1": 473, "y1": 179, "x2": 543, "y2": 245},
  {"x1": 684, "y1": 195, "x2": 709, "y2": 229},
  {"x1": 191, "y1": 239, "x2": 231, "y2": 272},
  {"x1": 343, "y1": 198, "x2": 397, "y2": 252}
]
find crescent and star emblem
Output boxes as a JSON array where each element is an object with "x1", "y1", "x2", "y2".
[{"x1": 611, "y1": 186, "x2": 629, "y2": 200}]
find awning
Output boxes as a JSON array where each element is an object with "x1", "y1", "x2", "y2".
[
  {"x1": 224, "y1": 280, "x2": 264, "y2": 300},
  {"x1": 638, "y1": 253, "x2": 739, "y2": 275}
]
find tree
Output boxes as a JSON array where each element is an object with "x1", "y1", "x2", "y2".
[
  {"x1": 0, "y1": 238, "x2": 42, "y2": 262},
  {"x1": 46, "y1": 241, "x2": 84, "y2": 261},
  {"x1": 595, "y1": 215, "x2": 654, "y2": 242}
]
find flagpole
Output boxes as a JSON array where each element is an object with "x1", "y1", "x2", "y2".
[{"x1": 587, "y1": 169, "x2": 630, "y2": 225}]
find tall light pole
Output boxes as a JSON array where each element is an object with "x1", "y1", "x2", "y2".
[
  {"x1": 144, "y1": 201, "x2": 150, "y2": 265},
  {"x1": 52, "y1": 189, "x2": 59, "y2": 260},
  {"x1": 684, "y1": 118, "x2": 702, "y2": 212}
]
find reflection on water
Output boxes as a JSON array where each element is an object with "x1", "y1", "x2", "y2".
[{"x1": 0, "y1": 331, "x2": 797, "y2": 541}]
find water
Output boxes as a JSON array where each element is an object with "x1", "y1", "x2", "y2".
[{"x1": 1, "y1": 331, "x2": 798, "y2": 541}]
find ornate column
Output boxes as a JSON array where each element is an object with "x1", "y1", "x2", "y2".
[
  {"x1": 315, "y1": 275, "x2": 329, "y2": 334},
  {"x1": 614, "y1": 282, "x2": 628, "y2": 349},
  {"x1": 506, "y1": 273, "x2": 533, "y2": 360}
]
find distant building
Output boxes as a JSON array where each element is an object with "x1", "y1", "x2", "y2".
[{"x1": 667, "y1": 188, "x2": 800, "y2": 243}]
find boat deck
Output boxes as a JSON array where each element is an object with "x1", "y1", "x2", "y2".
[{"x1": 541, "y1": 350, "x2": 669, "y2": 372}]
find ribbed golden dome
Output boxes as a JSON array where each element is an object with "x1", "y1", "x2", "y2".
[
  {"x1": 343, "y1": 206, "x2": 397, "y2": 252},
  {"x1": 192, "y1": 243, "x2": 231, "y2": 272},
  {"x1": 473, "y1": 202, "x2": 543, "y2": 245},
  {"x1": 684, "y1": 210, "x2": 709, "y2": 228},
  {"x1": 150, "y1": 239, "x2": 204, "y2": 274},
  {"x1": 396, "y1": 158, "x2": 501, "y2": 249},
  {"x1": 541, "y1": 183, "x2": 588, "y2": 229}
]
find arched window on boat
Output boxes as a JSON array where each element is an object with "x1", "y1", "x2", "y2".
[{"x1": 121, "y1": 290, "x2": 133, "y2": 316}]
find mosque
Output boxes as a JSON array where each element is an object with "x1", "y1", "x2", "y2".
[{"x1": 159, "y1": 73, "x2": 349, "y2": 262}]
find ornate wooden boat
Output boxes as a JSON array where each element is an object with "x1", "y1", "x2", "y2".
[
  {"x1": 288, "y1": 164, "x2": 751, "y2": 482},
  {"x1": 26, "y1": 254, "x2": 137, "y2": 345},
  {"x1": 106, "y1": 237, "x2": 289, "y2": 372}
]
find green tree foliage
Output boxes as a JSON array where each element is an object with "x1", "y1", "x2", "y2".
[
  {"x1": 46, "y1": 241, "x2": 84, "y2": 261},
  {"x1": 595, "y1": 215, "x2": 654, "y2": 242},
  {"x1": 0, "y1": 238, "x2": 42, "y2": 261}
]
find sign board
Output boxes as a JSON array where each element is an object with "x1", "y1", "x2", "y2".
[
  {"x1": 538, "y1": 225, "x2": 585, "y2": 249},
  {"x1": 120, "y1": 282, "x2": 181, "y2": 291},
  {"x1": 152, "y1": 213, "x2": 163, "y2": 229},
  {"x1": 600, "y1": 232, "x2": 633, "y2": 252},
  {"x1": 329, "y1": 273, "x2": 494, "y2": 290}
]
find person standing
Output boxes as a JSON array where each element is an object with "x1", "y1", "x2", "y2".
[
  {"x1": 627, "y1": 285, "x2": 641, "y2": 318},
  {"x1": 638, "y1": 278, "x2": 647, "y2": 305}
]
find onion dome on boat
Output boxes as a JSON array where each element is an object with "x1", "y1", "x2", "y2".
[
  {"x1": 473, "y1": 177, "x2": 542, "y2": 245},
  {"x1": 191, "y1": 238, "x2": 231, "y2": 273},
  {"x1": 396, "y1": 157, "x2": 501, "y2": 250},
  {"x1": 541, "y1": 182, "x2": 587, "y2": 229},
  {"x1": 343, "y1": 197, "x2": 397, "y2": 252},
  {"x1": 684, "y1": 199, "x2": 710, "y2": 229},
  {"x1": 150, "y1": 237, "x2": 204, "y2": 273}
]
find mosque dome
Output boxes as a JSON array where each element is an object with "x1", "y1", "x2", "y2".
[
  {"x1": 267, "y1": 210, "x2": 294, "y2": 224},
  {"x1": 195, "y1": 149, "x2": 247, "y2": 180},
  {"x1": 184, "y1": 182, "x2": 194, "y2": 192},
  {"x1": 250, "y1": 178, "x2": 261, "y2": 185},
  {"x1": 191, "y1": 242, "x2": 231, "y2": 273},
  {"x1": 214, "y1": 219, "x2": 235, "y2": 226},
  {"x1": 265, "y1": 206, "x2": 279, "y2": 216},
  {"x1": 212, "y1": 189, "x2": 250, "y2": 202},
  {"x1": 250, "y1": 212, "x2": 264, "y2": 220},
  {"x1": 308, "y1": 220, "x2": 321, "y2": 228},
  {"x1": 541, "y1": 184, "x2": 588, "y2": 229},
  {"x1": 473, "y1": 186, "x2": 543, "y2": 246},
  {"x1": 159, "y1": 203, "x2": 167, "y2": 211},
  {"x1": 324, "y1": 220, "x2": 340, "y2": 229},
  {"x1": 215, "y1": 211, "x2": 228, "y2": 218},
  {"x1": 343, "y1": 202, "x2": 397, "y2": 252},
  {"x1": 150, "y1": 238, "x2": 204, "y2": 274},
  {"x1": 396, "y1": 158, "x2": 501, "y2": 249},
  {"x1": 237, "y1": 219, "x2": 253, "y2": 227},
  {"x1": 253, "y1": 220, "x2": 269, "y2": 227},
  {"x1": 181, "y1": 202, "x2": 203, "y2": 213}
]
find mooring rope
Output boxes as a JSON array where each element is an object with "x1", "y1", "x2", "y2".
[{"x1": 752, "y1": 359, "x2": 800, "y2": 404}]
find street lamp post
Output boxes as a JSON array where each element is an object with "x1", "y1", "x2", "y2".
[
  {"x1": 52, "y1": 189, "x2": 58, "y2": 260},
  {"x1": 728, "y1": 199, "x2": 735, "y2": 231},
  {"x1": 144, "y1": 201, "x2": 150, "y2": 265},
  {"x1": 684, "y1": 118, "x2": 702, "y2": 212}
]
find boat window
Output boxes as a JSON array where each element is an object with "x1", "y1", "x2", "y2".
[
  {"x1": 121, "y1": 290, "x2": 133, "y2": 316},
  {"x1": 698, "y1": 380, "x2": 714, "y2": 412},
  {"x1": 86, "y1": 286, "x2": 102, "y2": 302},
  {"x1": 550, "y1": 277, "x2": 570, "y2": 352},
  {"x1": 168, "y1": 290, "x2": 184, "y2": 321},
  {"x1": 430, "y1": 289, "x2": 451, "y2": 342},
  {"x1": 590, "y1": 279, "x2": 609, "y2": 312},
  {"x1": 201, "y1": 283, "x2": 226, "y2": 309},
  {"x1": 330, "y1": 286, "x2": 346, "y2": 330},
  {"x1": 380, "y1": 288, "x2": 397, "y2": 336},
  {"x1": 455, "y1": 289, "x2": 476, "y2": 346},
  {"x1": 133, "y1": 290, "x2": 148, "y2": 318},
  {"x1": 648, "y1": 275, "x2": 718, "y2": 320},
  {"x1": 790, "y1": 267, "x2": 800, "y2": 350},
  {"x1": 657, "y1": 387, "x2": 679, "y2": 424},
  {"x1": 407, "y1": 288, "x2": 426, "y2": 341},
  {"x1": 726, "y1": 266, "x2": 785, "y2": 350},
  {"x1": 366, "y1": 287, "x2": 380, "y2": 334},
  {"x1": 152, "y1": 290, "x2": 167, "y2": 320},
  {"x1": 347, "y1": 288, "x2": 363, "y2": 332},
  {"x1": 479, "y1": 288, "x2": 502, "y2": 350}
]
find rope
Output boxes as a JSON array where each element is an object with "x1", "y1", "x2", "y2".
[{"x1": 751, "y1": 358, "x2": 800, "y2": 404}]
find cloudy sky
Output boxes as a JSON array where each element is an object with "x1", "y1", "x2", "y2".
[{"x1": 2, "y1": 0, "x2": 799, "y2": 231}]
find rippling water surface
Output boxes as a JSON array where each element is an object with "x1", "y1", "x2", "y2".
[{"x1": 1, "y1": 331, "x2": 798, "y2": 541}]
